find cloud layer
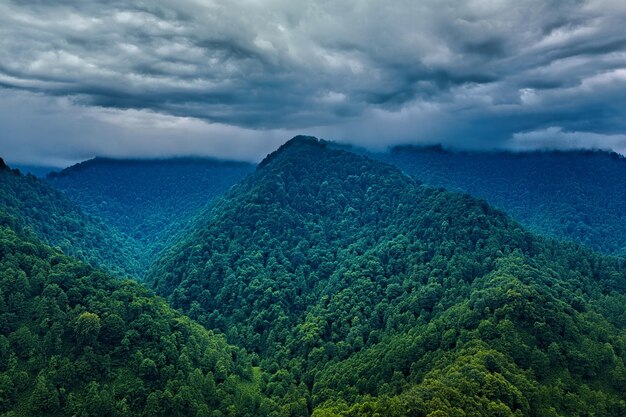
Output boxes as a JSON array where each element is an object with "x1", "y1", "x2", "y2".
[{"x1": 1, "y1": 0, "x2": 626, "y2": 165}]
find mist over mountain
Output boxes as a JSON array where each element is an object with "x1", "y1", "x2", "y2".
[{"x1": 46, "y1": 138, "x2": 624, "y2": 262}]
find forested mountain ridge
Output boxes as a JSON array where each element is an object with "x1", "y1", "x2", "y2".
[
  {"x1": 4, "y1": 138, "x2": 626, "y2": 415},
  {"x1": 0, "y1": 224, "x2": 275, "y2": 416},
  {"x1": 147, "y1": 136, "x2": 626, "y2": 416},
  {"x1": 7, "y1": 163, "x2": 57, "y2": 178},
  {"x1": 0, "y1": 159, "x2": 144, "y2": 277},
  {"x1": 374, "y1": 145, "x2": 626, "y2": 256},
  {"x1": 47, "y1": 157, "x2": 255, "y2": 250}
]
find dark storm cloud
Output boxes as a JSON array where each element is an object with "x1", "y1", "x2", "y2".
[{"x1": 1, "y1": 0, "x2": 626, "y2": 164}]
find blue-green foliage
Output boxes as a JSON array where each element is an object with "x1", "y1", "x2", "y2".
[
  {"x1": 375, "y1": 146, "x2": 626, "y2": 256},
  {"x1": 47, "y1": 157, "x2": 254, "y2": 250},
  {"x1": 0, "y1": 159, "x2": 144, "y2": 277}
]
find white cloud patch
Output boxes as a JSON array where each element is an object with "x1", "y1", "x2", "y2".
[{"x1": 510, "y1": 127, "x2": 626, "y2": 154}]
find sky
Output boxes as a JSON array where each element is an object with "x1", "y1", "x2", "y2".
[{"x1": 1, "y1": 0, "x2": 626, "y2": 166}]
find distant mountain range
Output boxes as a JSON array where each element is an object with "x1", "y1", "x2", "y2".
[
  {"x1": 39, "y1": 145, "x2": 626, "y2": 258},
  {"x1": 47, "y1": 157, "x2": 255, "y2": 258},
  {"x1": 10, "y1": 163, "x2": 59, "y2": 178},
  {"x1": 0, "y1": 158, "x2": 144, "y2": 277},
  {"x1": 373, "y1": 146, "x2": 626, "y2": 256}
]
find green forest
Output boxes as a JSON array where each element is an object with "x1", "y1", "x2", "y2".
[
  {"x1": 47, "y1": 157, "x2": 254, "y2": 256},
  {"x1": 0, "y1": 225, "x2": 272, "y2": 416},
  {"x1": 374, "y1": 146, "x2": 626, "y2": 256},
  {"x1": 2, "y1": 138, "x2": 626, "y2": 416},
  {"x1": 0, "y1": 160, "x2": 144, "y2": 277}
]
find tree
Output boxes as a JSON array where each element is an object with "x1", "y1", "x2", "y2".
[
  {"x1": 30, "y1": 375, "x2": 59, "y2": 414},
  {"x1": 75, "y1": 312, "x2": 101, "y2": 346}
]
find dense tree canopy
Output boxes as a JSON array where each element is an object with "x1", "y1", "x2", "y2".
[
  {"x1": 0, "y1": 160, "x2": 144, "y2": 277},
  {"x1": 47, "y1": 157, "x2": 254, "y2": 256},
  {"x1": 148, "y1": 136, "x2": 626, "y2": 416},
  {"x1": 0, "y1": 224, "x2": 275, "y2": 416},
  {"x1": 374, "y1": 145, "x2": 626, "y2": 256},
  {"x1": 3, "y1": 138, "x2": 626, "y2": 416}
]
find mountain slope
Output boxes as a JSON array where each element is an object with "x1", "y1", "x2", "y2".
[
  {"x1": 47, "y1": 157, "x2": 254, "y2": 248},
  {"x1": 147, "y1": 137, "x2": 626, "y2": 416},
  {"x1": 10, "y1": 164, "x2": 57, "y2": 178},
  {"x1": 0, "y1": 224, "x2": 269, "y2": 416},
  {"x1": 374, "y1": 146, "x2": 626, "y2": 256},
  {"x1": 0, "y1": 159, "x2": 144, "y2": 277}
]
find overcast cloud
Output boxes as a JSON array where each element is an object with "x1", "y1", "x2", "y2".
[{"x1": 1, "y1": 0, "x2": 626, "y2": 165}]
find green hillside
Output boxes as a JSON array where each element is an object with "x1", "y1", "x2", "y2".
[
  {"x1": 375, "y1": 146, "x2": 626, "y2": 256},
  {"x1": 0, "y1": 159, "x2": 144, "y2": 277},
  {"x1": 47, "y1": 157, "x2": 254, "y2": 253},
  {"x1": 148, "y1": 136, "x2": 626, "y2": 416},
  {"x1": 0, "y1": 223, "x2": 273, "y2": 416}
]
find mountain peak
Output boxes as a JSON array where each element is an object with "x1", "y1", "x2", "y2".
[
  {"x1": 286, "y1": 134, "x2": 322, "y2": 145},
  {"x1": 258, "y1": 135, "x2": 327, "y2": 169}
]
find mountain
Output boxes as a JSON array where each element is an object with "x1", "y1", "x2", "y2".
[
  {"x1": 47, "y1": 157, "x2": 255, "y2": 249},
  {"x1": 0, "y1": 160, "x2": 144, "y2": 277},
  {"x1": 0, "y1": 224, "x2": 270, "y2": 416},
  {"x1": 9, "y1": 164, "x2": 57, "y2": 178},
  {"x1": 147, "y1": 136, "x2": 626, "y2": 416},
  {"x1": 374, "y1": 146, "x2": 626, "y2": 256}
]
